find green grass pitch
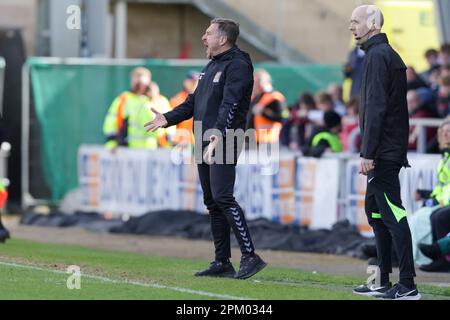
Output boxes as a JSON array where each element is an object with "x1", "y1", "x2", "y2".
[{"x1": 0, "y1": 239, "x2": 449, "y2": 300}]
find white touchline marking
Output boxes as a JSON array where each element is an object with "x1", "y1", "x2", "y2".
[{"x1": 0, "y1": 260, "x2": 251, "y2": 300}]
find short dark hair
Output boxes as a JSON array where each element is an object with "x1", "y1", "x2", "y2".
[
  {"x1": 211, "y1": 18, "x2": 240, "y2": 46},
  {"x1": 298, "y1": 92, "x2": 316, "y2": 110},
  {"x1": 425, "y1": 48, "x2": 438, "y2": 58},
  {"x1": 315, "y1": 91, "x2": 333, "y2": 105},
  {"x1": 324, "y1": 110, "x2": 341, "y2": 129}
]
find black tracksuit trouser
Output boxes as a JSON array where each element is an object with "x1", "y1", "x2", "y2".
[
  {"x1": 365, "y1": 159, "x2": 416, "y2": 281},
  {"x1": 197, "y1": 162, "x2": 255, "y2": 261}
]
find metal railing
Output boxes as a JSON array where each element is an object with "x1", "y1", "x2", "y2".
[{"x1": 410, "y1": 118, "x2": 442, "y2": 153}]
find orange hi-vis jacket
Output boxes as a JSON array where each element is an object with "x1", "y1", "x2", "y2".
[
  {"x1": 253, "y1": 91, "x2": 285, "y2": 144},
  {"x1": 169, "y1": 90, "x2": 194, "y2": 145}
]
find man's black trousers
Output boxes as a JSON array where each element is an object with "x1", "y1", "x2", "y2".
[
  {"x1": 197, "y1": 162, "x2": 255, "y2": 261},
  {"x1": 365, "y1": 159, "x2": 416, "y2": 280}
]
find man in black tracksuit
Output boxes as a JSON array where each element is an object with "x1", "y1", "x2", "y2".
[
  {"x1": 144, "y1": 18, "x2": 266, "y2": 279},
  {"x1": 350, "y1": 5, "x2": 420, "y2": 300}
]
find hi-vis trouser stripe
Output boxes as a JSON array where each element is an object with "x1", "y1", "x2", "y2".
[
  {"x1": 384, "y1": 193, "x2": 407, "y2": 223},
  {"x1": 370, "y1": 193, "x2": 407, "y2": 223}
]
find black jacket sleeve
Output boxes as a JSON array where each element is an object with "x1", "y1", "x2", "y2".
[
  {"x1": 309, "y1": 139, "x2": 331, "y2": 158},
  {"x1": 261, "y1": 100, "x2": 283, "y2": 122},
  {"x1": 302, "y1": 139, "x2": 330, "y2": 158},
  {"x1": 163, "y1": 92, "x2": 195, "y2": 127},
  {"x1": 214, "y1": 59, "x2": 253, "y2": 135},
  {"x1": 361, "y1": 53, "x2": 390, "y2": 159}
]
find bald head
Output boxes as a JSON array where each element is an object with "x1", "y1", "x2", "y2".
[{"x1": 349, "y1": 5, "x2": 384, "y2": 45}]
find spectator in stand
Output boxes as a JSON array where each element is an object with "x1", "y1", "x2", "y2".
[
  {"x1": 419, "y1": 204, "x2": 450, "y2": 272},
  {"x1": 327, "y1": 83, "x2": 347, "y2": 116},
  {"x1": 439, "y1": 43, "x2": 450, "y2": 66},
  {"x1": 344, "y1": 46, "x2": 365, "y2": 98},
  {"x1": 410, "y1": 119, "x2": 450, "y2": 267},
  {"x1": 311, "y1": 91, "x2": 334, "y2": 128},
  {"x1": 340, "y1": 97, "x2": 360, "y2": 152},
  {"x1": 315, "y1": 91, "x2": 334, "y2": 112},
  {"x1": 281, "y1": 92, "x2": 316, "y2": 150},
  {"x1": 437, "y1": 75, "x2": 450, "y2": 118},
  {"x1": 420, "y1": 49, "x2": 440, "y2": 85},
  {"x1": 247, "y1": 69, "x2": 285, "y2": 145},
  {"x1": 407, "y1": 66, "x2": 429, "y2": 91},
  {"x1": 428, "y1": 65, "x2": 442, "y2": 95},
  {"x1": 301, "y1": 110, "x2": 343, "y2": 158},
  {"x1": 407, "y1": 89, "x2": 437, "y2": 152},
  {"x1": 103, "y1": 67, "x2": 160, "y2": 150},
  {"x1": 419, "y1": 234, "x2": 450, "y2": 270},
  {"x1": 441, "y1": 64, "x2": 450, "y2": 79}
]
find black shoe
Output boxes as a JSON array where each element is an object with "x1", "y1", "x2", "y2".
[
  {"x1": 352, "y1": 282, "x2": 392, "y2": 297},
  {"x1": 234, "y1": 254, "x2": 267, "y2": 280},
  {"x1": 419, "y1": 258, "x2": 450, "y2": 272},
  {"x1": 0, "y1": 227, "x2": 10, "y2": 243},
  {"x1": 194, "y1": 260, "x2": 236, "y2": 278},
  {"x1": 419, "y1": 243, "x2": 442, "y2": 260},
  {"x1": 379, "y1": 283, "x2": 421, "y2": 300}
]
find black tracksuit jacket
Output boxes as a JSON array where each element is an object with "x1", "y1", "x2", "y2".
[
  {"x1": 163, "y1": 46, "x2": 254, "y2": 150},
  {"x1": 359, "y1": 33, "x2": 409, "y2": 166}
]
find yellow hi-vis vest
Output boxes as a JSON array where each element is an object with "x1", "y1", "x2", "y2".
[
  {"x1": 431, "y1": 152, "x2": 450, "y2": 206},
  {"x1": 311, "y1": 131, "x2": 343, "y2": 153},
  {"x1": 103, "y1": 91, "x2": 159, "y2": 149}
]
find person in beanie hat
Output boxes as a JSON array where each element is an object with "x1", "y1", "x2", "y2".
[{"x1": 302, "y1": 110, "x2": 343, "y2": 158}]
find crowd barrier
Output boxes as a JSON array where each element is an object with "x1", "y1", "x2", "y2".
[{"x1": 79, "y1": 145, "x2": 440, "y2": 235}]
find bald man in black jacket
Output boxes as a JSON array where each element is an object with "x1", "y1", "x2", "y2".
[{"x1": 350, "y1": 5, "x2": 420, "y2": 300}]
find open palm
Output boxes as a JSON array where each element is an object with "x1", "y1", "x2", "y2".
[{"x1": 144, "y1": 107, "x2": 168, "y2": 132}]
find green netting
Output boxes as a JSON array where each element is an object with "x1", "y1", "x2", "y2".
[{"x1": 29, "y1": 58, "x2": 342, "y2": 200}]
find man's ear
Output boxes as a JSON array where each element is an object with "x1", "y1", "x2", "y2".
[
  {"x1": 368, "y1": 18, "x2": 374, "y2": 30},
  {"x1": 219, "y1": 35, "x2": 228, "y2": 46}
]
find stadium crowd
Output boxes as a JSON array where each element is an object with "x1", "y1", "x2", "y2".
[{"x1": 106, "y1": 43, "x2": 450, "y2": 158}]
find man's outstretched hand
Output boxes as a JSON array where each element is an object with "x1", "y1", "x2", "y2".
[{"x1": 144, "y1": 107, "x2": 168, "y2": 132}]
